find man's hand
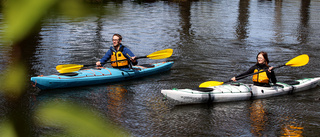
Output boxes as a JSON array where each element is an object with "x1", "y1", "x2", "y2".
[
  {"x1": 96, "y1": 61, "x2": 102, "y2": 67},
  {"x1": 130, "y1": 56, "x2": 137, "y2": 63}
]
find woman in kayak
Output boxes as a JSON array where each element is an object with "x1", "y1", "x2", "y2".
[
  {"x1": 96, "y1": 34, "x2": 137, "y2": 68},
  {"x1": 231, "y1": 51, "x2": 277, "y2": 86}
]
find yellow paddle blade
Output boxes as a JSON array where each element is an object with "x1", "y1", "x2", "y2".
[
  {"x1": 56, "y1": 64, "x2": 83, "y2": 73},
  {"x1": 199, "y1": 81, "x2": 224, "y2": 88},
  {"x1": 285, "y1": 54, "x2": 309, "y2": 67},
  {"x1": 146, "y1": 49, "x2": 173, "y2": 59}
]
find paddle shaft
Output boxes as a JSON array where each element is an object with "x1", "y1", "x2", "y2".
[
  {"x1": 199, "y1": 64, "x2": 285, "y2": 87},
  {"x1": 135, "y1": 56, "x2": 147, "y2": 59},
  {"x1": 56, "y1": 48, "x2": 173, "y2": 73},
  {"x1": 84, "y1": 56, "x2": 146, "y2": 67}
]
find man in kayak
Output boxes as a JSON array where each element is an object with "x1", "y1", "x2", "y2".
[
  {"x1": 96, "y1": 34, "x2": 137, "y2": 68},
  {"x1": 231, "y1": 51, "x2": 277, "y2": 86}
]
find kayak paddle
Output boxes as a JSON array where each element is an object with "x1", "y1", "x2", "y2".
[
  {"x1": 199, "y1": 54, "x2": 309, "y2": 88},
  {"x1": 56, "y1": 48, "x2": 173, "y2": 73}
]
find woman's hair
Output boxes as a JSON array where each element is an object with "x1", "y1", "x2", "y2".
[
  {"x1": 256, "y1": 51, "x2": 269, "y2": 66},
  {"x1": 113, "y1": 34, "x2": 122, "y2": 41}
]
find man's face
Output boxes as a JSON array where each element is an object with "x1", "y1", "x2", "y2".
[{"x1": 112, "y1": 36, "x2": 121, "y2": 47}]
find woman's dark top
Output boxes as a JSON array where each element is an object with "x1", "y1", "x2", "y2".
[{"x1": 235, "y1": 64, "x2": 277, "y2": 86}]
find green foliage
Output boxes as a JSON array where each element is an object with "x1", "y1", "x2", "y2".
[
  {"x1": 0, "y1": 121, "x2": 18, "y2": 137},
  {"x1": 58, "y1": 0, "x2": 92, "y2": 18},
  {"x1": 1, "y1": 0, "x2": 129, "y2": 136},
  {"x1": 0, "y1": 64, "x2": 26, "y2": 97},
  {"x1": 3, "y1": 0, "x2": 58, "y2": 43}
]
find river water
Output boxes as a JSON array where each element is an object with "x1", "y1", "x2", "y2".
[{"x1": 1, "y1": 0, "x2": 320, "y2": 136}]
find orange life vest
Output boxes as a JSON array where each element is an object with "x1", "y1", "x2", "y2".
[
  {"x1": 110, "y1": 47, "x2": 129, "y2": 68},
  {"x1": 252, "y1": 69, "x2": 269, "y2": 83}
]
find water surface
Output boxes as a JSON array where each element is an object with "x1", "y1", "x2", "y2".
[{"x1": 1, "y1": 0, "x2": 320, "y2": 136}]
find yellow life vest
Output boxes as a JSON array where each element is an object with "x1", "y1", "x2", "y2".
[
  {"x1": 110, "y1": 50, "x2": 129, "y2": 68},
  {"x1": 252, "y1": 69, "x2": 269, "y2": 83}
]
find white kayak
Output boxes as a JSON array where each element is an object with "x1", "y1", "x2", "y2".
[{"x1": 161, "y1": 77, "x2": 320, "y2": 105}]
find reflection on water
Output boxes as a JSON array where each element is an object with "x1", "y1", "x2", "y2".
[
  {"x1": 273, "y1": 0, "x2": 284, "y2": 43},
  {"x1": 235, "y1": 0, "x2": 250, "y2": 41},
  {"x1": 106, "y1": 85, "x2": 128, "y2": 122},
  {"x1": 249, "y1": 99, "x2": 305, "y2": 137},
  {"x1": 281, "y1": 120, "x2": 304, "y2": 137},
  {"x1": 297, "y1": 0, "x2": 310, "y2": 44},
  {"x1": 249, "y1": 99, "x2": 268, "y2": 136}
]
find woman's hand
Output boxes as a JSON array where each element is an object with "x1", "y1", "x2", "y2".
[
  {"x1": 268, "y1": 66, "x2": 274, "y2": 72},
  {"x1": 231, "y1": 77, "x2": 237, "y2": 82}
]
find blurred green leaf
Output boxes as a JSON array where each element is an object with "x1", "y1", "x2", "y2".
[
  {"x1": 36, "y1": 102, "x2": 129, "y2": 137},
  {"x1": 59, "y1": 0, "x2": 91, "y2": 18},
  {"x1": 0, "y1": 64, "x2": 26, "y2": 97},
  {"x1": 0, "y1": 120, "x2": 18, "y2": 137},
  {"x1": 3, "y1": 0, "x2": 58, "y2": 43},
  {"x1": 1, "y1": 0, "x2": 128, "y2": 136}
]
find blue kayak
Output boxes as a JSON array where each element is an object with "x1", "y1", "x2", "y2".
[{"x1": 31, "y1": 61, "x2": 174, "y2": 90}]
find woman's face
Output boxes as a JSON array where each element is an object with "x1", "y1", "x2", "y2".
[{"x1": 257, "y1": 54, "x2": 266, "y2": 64}]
